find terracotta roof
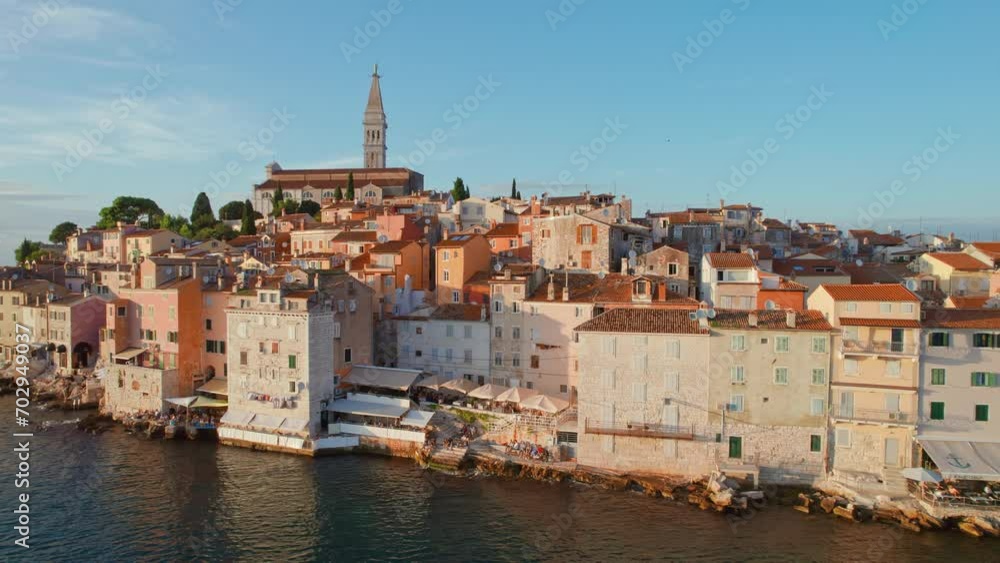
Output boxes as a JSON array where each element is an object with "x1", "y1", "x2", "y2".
[
  {"x1": 706, "y1": 252, "x2": 755, "y2": 269},
  {"x1": 347, "y1": 252, "x2": 370, "y2": 272},
  {"x1": 849, "y1": 230, "x2": 904, "y2": 246},
  {"x1": 397, "y1": 304, "x2": 488, "y2": 322},
  {"x1": 761, "y1": 218, "x2": 789, "y2": 229},
  {"x1": 946, "y1": 296, "x2": 990, "y2": 309},
  {"x1": 925, "y1": 252, "x2": 991, "y2": 271},
  {"x1": 922, "y1": 309, "x2": 1000, "y2": 329},
  {"x1": 839, "y1": 317, "x2": 921, "y2": 328},
  {"x1": 778, "y1": 279, "x2": 810, "y2": 291},
  {"x1": 772, "y1": 259, "x2": 847, "y2": 277},
  {"x1": 527, "y1": 273, "x2": 695, "y2": 306},
  {"x1": 228, "y1": 235, "x2": 261, "y2": 247},
  {"x1": 969, "y1": 242, "x2": 1000, "y2": 264},
  {"x1": 710, "y1": 310, "x2": 833, "y2": 331},
  {"x1": 370, "y1": 240, "x2": 415, "y2": 254},
  {"x1": 485, "y1": 223, "x2": 520, "y2": 237},
  {"x1": 819, "y1": 283, "x2": 919, "y2": 302},
  {"x1": 653, "y1": 211, "x2": 718, "y2": 224},
  {"x1": 575, "y1": 308, "x2": 709, "y2": 335},
  {"x1": 332, "y1": 231, "x2": 378, "y2": 243},
  {"x1": 749, "y1": 245, "x2": 773, "y2": 260},
  {"x1": 436, "y1": 234, "x2": 485, "y2": 248},
  {"x1": 840, "y1": 263, "x2": 912, "y2": 285}
]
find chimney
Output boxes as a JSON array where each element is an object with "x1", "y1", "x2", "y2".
[
  {"x1": 621, "y1": 257, "x2": 629, "y2": 275},
  {"x1": 480, "y1": 304, "x2": 487, "y2": 321},
  {"x1": 547, "y1": 274, "x2": 555, "y2": 301},
  {"x1": 688, "y1": 211, "x2": 694, "y2": 222},
  {"x1": 442, "y1": 230, "x2": 449, "y2": 241},
  {"x1": 313, "y1": 272, "x2": 320, "y2": 289},
  {"x1": 256, "y1": 275, "x2": 264, "y2": 289},
  {"x1": 217, "y1": 274, "x2": 224, "y2": 291},
  {"x1": 720, "y1": 198, "x2": 725, "y2": 210},
  {"x1": 785, "y1": 310, "x2": 796, "y2": 328},
  {"x1": 282, "y1": 207, "x2": 287, "y2": 217},
  {"x1": 299, "y1": 218, "x2": 305, "y2": 231},
  {"x1": 192, "y1": 262, "x2": 198, "y2": 280},
  {"x1": 748, "y1": 311, "x2": 758, "y2": 327},
  {"x1": 231, "y1": 281, "x2": 239, "y2": 294}
]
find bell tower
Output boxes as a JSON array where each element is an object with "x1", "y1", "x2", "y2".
[{"x1": 363, "y1": 64, "x2": 387, "y2": 168}]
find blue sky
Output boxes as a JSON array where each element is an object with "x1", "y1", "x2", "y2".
[{"x1": 1, "y1": 0, "x2": 999, "y2": 261}]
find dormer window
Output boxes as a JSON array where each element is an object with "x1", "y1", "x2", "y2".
[{"x1": 636, "y1": 280, "x2": 648, "y2": 295}]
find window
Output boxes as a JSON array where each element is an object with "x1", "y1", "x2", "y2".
[
  {"x1": 928, "y1": 332, "x2": 950, "y2": 347},
  {"x1": 844, "y1": 358, "x2": 859, "y2": 375},
  {"x1": 885, "y1": 360, "x2": 901, "y2": 377},
  {"x1": 512, "y1": 353, "x2": 520, "y2": 367},
  {"x1": 902, "y1": 303, "x2": 914, "y2": 314},
  {"x1": 810, "y1": 397, "x2": 826, "y2": 416},
  {"x1": 512, "y1": 327, "x2": 521, "y2": 340},
  {"x1": 729, "y1": 394, "x2": 744, "y2": 412},
  {"x1": 442, "y1": 270, "x2": 450, "y2": 282},
  {"x1": 973, "y1": 333, "x2": 999, "y2": 348},
  {"x1": 560, "y1": 385, "x2": 568, "y2": 394},
  {"x1": 880, "y1": 302, "x2": 892, "y2": 314},
  {"x1": 930, "y1": 368, "x2": 946, "y2": 385},
  {"x1": 971, "y1": 372, "x2": 999, "y2": 387},
  {"x1": 493, "y1": 300, "x2": 503, "y2": 313},
  {"x1": 774, "y1": 336, "x2": 790, "y2": 353},
  {"x1": 930, "y1": 402, "x2": 945, "y2": 420},
  {"x1": 836, "y1": 428, "x2": 852, "y2": 448},
  {"x1": 288, "y1": 355, "x2": 297, "y2": 369},
  {"x1": 464, "y1": 326, "x2": 472, "y2": 339},
  {"x1": 464, "y1": 349, "x2": 472, "y2": 364},
  {"x1": 343, "y1": 348, "x2": 352, "y2": 363},
  {"x1": 633, "y1": 354, "x2": 648, "y2": 373},
  {"x1": 811, "y1": 337, "x2": 827, "y2": 354},
  {"x1": 845, "y1": 302, "x2": 858, "y2": 313},
  {"x1": 530, "y1": 355, "x2": 540, "y2": 369},
  {"x1": 494, "y1": 326, "x2": 503, "y2": 339},
  {"x1": 774, "y1": 367, "x2": 789, "y2": 385},
  {"x1": 288, "y1": 381, "x2": 298, "y2": 393},
  {"x1": 271, "y1": 342, "x2": 279, "y2": 354},
  {"x1": 730, "y1": 335, "x2": 746, "y2": 352},
  {"x1": 728, "y1": 436, "x2": 742, "y2": 459},
  {"x1": 975, "y1": 405, "x2": 990, "y2": 422},
  {"x1": 494, "y1": 352, "x2": 503, "y2": 366},
  {"x1": 441, "y1": 250, "x2": 449, "y2": 262},
  {"x1": 666, "y1": 339, "x2": 680, "y2": 359},
  {"x1": 446, "y1": 325, "x2": 454, "y2": 337},
  {"x1": 206, "y1": 319, "x2": 213, "y2": 331},
  {"x1": 602, "y1": 337, "x2": 617, "y2": 357},
  {"x1": 452, "y1": 291, "x2": 460, "y2": 303},
  {"x1": 730, "y1": 365, "x2": 745, "y2": 384},
  {"x1": 632, "y1": 382, "x2": 647, "y2": 402},
  {"x1": 601, "y1": 370, "x2": 615, "y2": 389},
  {"x1": 810, "y1": 435, "x2": 822, "y2": 453},
  {"x1": 811, "y1": 368, "x2": 827, "y2": 385}
]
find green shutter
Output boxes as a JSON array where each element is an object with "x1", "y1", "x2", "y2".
[
  {"x1": 975, "y1": 405, "x2": 989, "y2": 422},
  {"x1": 728, "y1": 436, "x2": 742, "y2": 458},
  {"x1": 931, "y1": 369, "x2": 946, "y2": 385},
  {"x1": 990, "y1": 373, "x2": 1000, "y2": 387},
  {"x1": 810, "y1": 435, "x2": 822, "y2": 452},
  {"x1": 930, "y1": 402, "x2": 945, "y2": 420}
]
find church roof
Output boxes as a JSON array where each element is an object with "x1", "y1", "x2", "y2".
[{"x1": 366, "y1": 65, "x2": 384, "y2": 116}]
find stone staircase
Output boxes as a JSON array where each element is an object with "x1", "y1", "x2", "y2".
[
  {"x1": 882, "y1": 466, "x2": 909, "y2": 497},
  {"x1": 426, "y1": 410, "x2": 470, "y2": 471},
  {"x1": 429, "y1": 446, "x2": 468, "y2": 471}
]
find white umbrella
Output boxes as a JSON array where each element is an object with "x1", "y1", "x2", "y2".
[
  {"x1": 415, "y1": 375, "x2": 446, "y2": 390},
  {"x1": 166, "y1": 396, "x2": 198, "y2": 408},
  {"x1": 901, "y1": 467, "x2": 943, "y2": 483},
  {"x1": 519, "y1": 394, "x2": 570, "y2": 414},
  {"x1": 495, "y1": 387, "x2": 539, "y2": 404},
  {"x1": 468, "y1": 383, "x2": 510, "y2": 400},
  {"x1": 440, "y1": 378, "x2": 478, "y2": 394}
]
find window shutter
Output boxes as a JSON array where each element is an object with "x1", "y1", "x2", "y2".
[{"x1": 576, "y1": 226, "x2": 583, "y2": 244}]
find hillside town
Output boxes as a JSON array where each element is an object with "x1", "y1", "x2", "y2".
[{"x1": 3, "y1": 67, "x2": 1000, "y2": 528}]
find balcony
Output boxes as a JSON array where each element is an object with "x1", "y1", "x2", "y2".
[
  {"x1": 841, "y1": 339, "x2": 918, "y2": 357},
  {"x1": 832, "y1": 406, "x2": 915, "y2": 426},
  {"x1": 584, "y1": 419, "x2": 694, "y2": 440}
]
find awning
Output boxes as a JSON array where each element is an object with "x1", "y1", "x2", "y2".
[
  {"x1": 250, "y1": 414, "x2": 285, "y2": 430},
  {"x1": 220, "y1": 410, "x2": 255, "y2": 426},
  {"x1": 920, "y1": 439, "x2": 1000, "y2": 480},
  {"x1": 520, "y1": 394, "x2": 570, "y2": 414},
  {"x1": 468, "y1": 384, "x2": 510, "y2": 400},
  {"x1": 415, "y1": 375, "x2": 446, "y2": 391},
  {"x1": 190, "y1": 396, "x2": 228, "y2": 409},
  {"x1": 166, "y1": 396, "x2": 197, "y2": 408},
  {"x1": 343, "y1": 365, "x2": 421, "y2": 392},
  {"x1": 901, "y1": 467, "x2": 942, "y2": 483},
  {"x1": 495, "y1": 387, "x2": 539, "y2": 404},
  {"x1": 115, "y1": 347, "x2": 147, "y2": 361},
  {"x1": 330, "y1": 399, "x2": 408, "y2": 419},
  {"x1": 440, "y1": 378, "x2": 478, "y2": 394},
  {"x1": 400, "y1": 410, "x2": 434, "y2": 429},
  {"x1": 279, "y1": 417, "x2": 309, "y2": 433},
  {"x1": 196, "y1": 378, "x2": 229, "y2": 396}
]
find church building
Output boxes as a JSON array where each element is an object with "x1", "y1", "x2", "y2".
[{"x1": 252, "y1": 65, "x2": 424, "y2": 216}]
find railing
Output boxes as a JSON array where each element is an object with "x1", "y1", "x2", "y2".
[
  {"x1": 841, "y1": 340, "x2": 918, "y2": 356},
  {"x1": 584, "y1": 419, "x2": 694, "y2": 440},
  {"x1": 908, "y1": 481, "x2": 1000, "y2": 508},
  {"x1": 555, "y1": 406, "x2": 578, "y2": 428},
  {"x1": 832, "y1": 406, "x2": 914, "y2": 425}
]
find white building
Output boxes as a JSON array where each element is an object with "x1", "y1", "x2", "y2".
[{"x1": 394, "y1": 304, "x2": 491, "y2": 385}]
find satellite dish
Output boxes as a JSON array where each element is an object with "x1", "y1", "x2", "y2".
[
  {"x1": 598, "y1": 271, "x2": 607, "y2": 279},
  {"x1": 905, "y1": 279, "x2": 918, "y2": 291},
  {"x1": 202, "y1": 275, "x2": 210, "y2": 284},
  {"x1": 377, "y1": 234, "x2": 388, "y2": 243},
  {"x1": 493, "y1": 263, "x2": 503, "y2": 273},
  {"x1": 164, "y1": 267, "x2": 174, "y2": 276},
  {"x1": 855, "y1": 259, "x2": 863, "y2": 267},
  {"x1": 628, "y1": 257, "x2": 637, "y2": 267},
  {"x1": 688, "y1": 312, "x2": 698, "y2": 321},
  {"x1": 267, "y1": 267, "x2": 276, "y2": 275},
  {"x1": 538, "y1": 258, "x2": 546, "y2": 267},
  {"x1": 707, "y1": 308, "x2": 717, "y2": 319},
  {"x1": 424, "y1": 218, "x2": 431, "y2": 225},
  {"x1": 628, "y1": 250, "x2": 637, "y2": 259}
]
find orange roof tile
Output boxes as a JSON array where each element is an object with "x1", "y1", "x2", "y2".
[
  {"x1": 839, "y1": 317, "x2": 921, "y2": 328},
  {"x1": 946, "y1": 296, "x2": 990, "y2": 309},
  {"x1": 710, "y1": 310, "x2": 832, "y2": 331},
  {"x1": 922, "y1": 309, "x2": 1000, "y2": 329},
  {"x1": 485, "y1": 223, "x2": 520, "y2": 238},
  {"x1": 706, "y1": 252, "x2": 755, "y2": 269},
  {"x1": 926, "y1": 253, "x2": 991, "y2": 271},
  {"x1": 819, "y1": 284, "x2": 919, "y2": 302},
  {"x1": 575, "y1": 308, "x2": 709, "y2": 335}
]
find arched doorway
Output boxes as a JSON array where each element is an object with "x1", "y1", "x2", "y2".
[{"x1": 72, "y1": 342, "x2": 92, "y2": 369}]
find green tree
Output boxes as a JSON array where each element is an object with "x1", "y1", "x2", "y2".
[
  {"x1": 345, "y1": 173, "x2": 355, "y2": 201},
  {"x1": 96, "y1": 196, "x2": 164, "y2": 228},
  {"x1": 451, "y1": 177, "x2": 470, "y2": 202},
  {"x1": 218, "y1": 200, "x2": 247, "y2": 221},
  {"x1": 334, "y1": 186, "x2": 344, "y2": 202},
  {"x1": 240, "y1": 199, "x2": 257, "y2": 235},
  {"x1": 298, "y1": 200, "x2": 321, "y2": 217},
  {"x1": 49, "y1": 221, "x2": 78, "y2": 244},
  {"x1": 511, "y1": 178, "x2": 517, "y2": 199},
  {"x1": 159, "y1": 214, "x2": 191, "y2": 234},
  {"x1": 15, "y1": 239, "x2": 43, "y2": 264},
  {"x1": 190, "y1": 192, "x2": 215, "y2": 224}
]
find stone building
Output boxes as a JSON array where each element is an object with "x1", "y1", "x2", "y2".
[
  {"x1": 531, "y1": 213, "x2": 652, "y2": 274},
  {"x1": 394, "y1": 304, "x2": 491, "y2": 384}
]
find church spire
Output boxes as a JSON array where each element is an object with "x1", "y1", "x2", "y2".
[{"x1": 363, "y1": 64, "x2": 387, "y2": 168}]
